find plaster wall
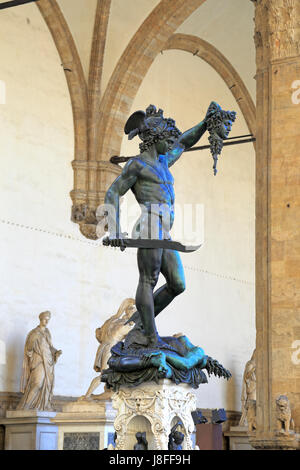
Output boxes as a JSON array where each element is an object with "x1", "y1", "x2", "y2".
[{"x1": 0, "y1": 3, "x2": 255, "y2": 411}]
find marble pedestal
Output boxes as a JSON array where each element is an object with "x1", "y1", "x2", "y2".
[
  {"x1": 111, "y1": 379, "x2": 197, "y2": 450},
  {"x1": 51, "y1": 399, "x2": 116, "y2": 450},
  {"x1": 224, "y1": 425, "x2": 254, "y2": 450},
  {"x1": 0, "y1": 410, "x2": 58, "y2": 450}
]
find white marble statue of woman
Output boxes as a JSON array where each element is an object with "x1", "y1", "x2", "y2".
[{"x1": 17, "y1": 311, "x2": 62, "y2": 411}]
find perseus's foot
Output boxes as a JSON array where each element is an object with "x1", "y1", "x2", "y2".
[
  {"x1": 145, "y1": 333, "x2": 173, "y2": 351},
  {"x1": 145, "y1": 333, "x2": 160, "y2": 348}
]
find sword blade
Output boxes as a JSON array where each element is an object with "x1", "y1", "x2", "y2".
[{"x1": 103, "y1": 237, "x2": 202, "y2": 253}]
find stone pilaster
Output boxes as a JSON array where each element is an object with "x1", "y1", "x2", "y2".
[{"x1": 251, "y1": 0, "x2": 300, "y2": 449}]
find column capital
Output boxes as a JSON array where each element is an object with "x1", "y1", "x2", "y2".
[{"x1": 253, "y1": 0, "x2": 300, "y2": 66}]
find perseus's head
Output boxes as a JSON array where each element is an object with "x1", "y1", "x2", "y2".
[{"x1": 124, "y1": 104, "x2": 182, "y2": 154}]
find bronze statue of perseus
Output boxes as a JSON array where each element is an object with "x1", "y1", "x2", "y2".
[
  {"x1": 99, "y1": 102, "x2": 235, "y2": 389},
  {"x1": 103, "y1": 102, "x2": 236, "y2": 349}
]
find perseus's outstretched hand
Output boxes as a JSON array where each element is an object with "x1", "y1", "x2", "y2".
[{"x1": 102, "y1": 232, "x2": 128, "y2": 251}]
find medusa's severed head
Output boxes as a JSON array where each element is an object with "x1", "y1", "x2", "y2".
[
  {"x1": 205, "y1": 101, "x2": 236, "y2": 141},
  {"x1": 204, "y1": 101, "x2": 236, "y2": 174},
  {"x1": 124, "y1": 104, "x2": 182, "y2": 153}
]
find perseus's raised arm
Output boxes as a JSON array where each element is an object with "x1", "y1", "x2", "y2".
[
  {"x1": 179, "y1": 120, "x2": 207, "y2": 150},
  {"x1": 166, "y1": 120, "x2": 207, "y2": 167},
  {"x1": 104, "y1": 159, "x2": 140, "y2": 237}
]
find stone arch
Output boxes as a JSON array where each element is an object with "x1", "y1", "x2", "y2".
[
  {"x1": 37, "y1": 0, "x2": 89, "y2": 214},
  {"x1": 37, "y1": 0, "x2": 116, "y2": 223},
  {"x1": 163, "y1": 33, "x2": 256, "y2": 137},
  {"x1": 37, "y1": 0, "x2": 88, "y2": 163},
  {"x1": 96, "y1": 0, "x2": 208, "y2": 161},
  {"x1": 88, "y1": 0, "x2": 112, "y2": 161}
]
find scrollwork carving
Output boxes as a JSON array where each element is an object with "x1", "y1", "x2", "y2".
[{"x1": 111, "y1": 382, "x2": 197, "y2": 450}]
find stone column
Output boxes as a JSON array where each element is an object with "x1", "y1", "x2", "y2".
[{"x1": 251, "y1": 0, "x2": 300, "y2": 449}]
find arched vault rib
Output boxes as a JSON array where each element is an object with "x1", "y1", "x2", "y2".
[
  {"x1": 37, "y1": 0, "x2": 88, "y2": 163},
  {"x1": 96, "y1": 0, "x2": 208, "y2": 161},
  {"x1": 88, "y1": 0, "x2": 112, "y2": 161},
  {"x1": 163, "y1": 34, "x2": 256, "y2": 137},
  {"x1": 37, "y1": 0, "x2": 114, "y2": 220}
]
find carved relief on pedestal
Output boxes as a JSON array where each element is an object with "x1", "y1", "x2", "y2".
[{"x1": 111, "y1": 381, "x2": 197, "y2": 450}]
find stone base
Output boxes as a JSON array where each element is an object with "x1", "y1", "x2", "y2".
[
  {"x1": 0, "y1": 410, "x2": 58, "y2": 450},
  {"x1": 111, "y1": 379, "x2": 197, "y2": 450},
  {"x1": 51, "y1": 398, "x2": 116, "y2": 450},
  {"x1": 224, "y1": 425, "x2": 254, "y2": 450},
  {"x1": 249, "y1": 432, "x2": 300, "y2": 450}
]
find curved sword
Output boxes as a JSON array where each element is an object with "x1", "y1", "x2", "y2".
[{"x1": 102, "y1": 237, "x2": 202, "y2": 253}]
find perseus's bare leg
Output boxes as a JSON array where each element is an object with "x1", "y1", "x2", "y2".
[
  {"x1": 135, "y1": 247, "x2": 163, "y2": 345},
  {"x1": 153, "y1": 249, "x2": 186, "y2": 318}
]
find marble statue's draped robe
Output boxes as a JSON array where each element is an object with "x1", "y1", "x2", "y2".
[{"x1": 18, "y1": 326, "x2": 58, "y2": 410}]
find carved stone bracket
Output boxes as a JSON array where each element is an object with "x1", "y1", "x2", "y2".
[
  {"x1": 71, "y1": 160, "x2": 121, "y2": 239},
  {"x1": 111, "y1": 380, "x2": 197, "y2": 450}
]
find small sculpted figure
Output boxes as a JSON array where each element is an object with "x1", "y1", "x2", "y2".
[
  {"x1": 107, "y1": 432, "x2": 118, "y2": 450},
  {"x1": 276, "y1": 395, "x2": 294, "y2": 436},
  {"x1": 239, "y1": 349, "x2": 256, "y2": 428},
  {"x1": 17, "y1": 311, "x2": 62, "y2": 411},
  {"x1": 168, "y1": 420, "x2": 185, "y2": 450},
  {"x1": 134, "y1": 432, "x2": 148, "y2": 450},
  {"x1": 80, "y1": 299, "x2": 135, "y2": 400}
]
